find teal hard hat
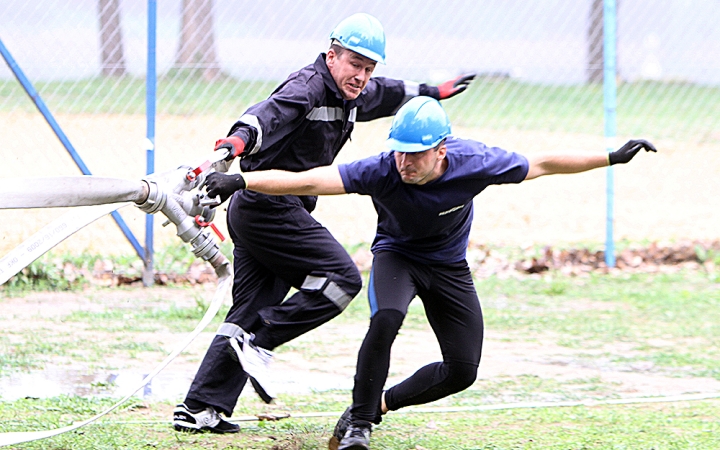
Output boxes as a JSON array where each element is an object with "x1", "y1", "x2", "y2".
[
  {"x1": 329, "y1": 13, "x2": 386, "y2": 64},
  {"x1": 386, "y1": 96, "x2": 452, "y2": 153}
]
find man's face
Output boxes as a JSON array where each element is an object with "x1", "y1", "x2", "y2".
[
  {"x1": 326, "y1": 48, "x2": 377, "y2": 100},
  {"x1": 393, "y1": 145, "x2": 447, "y2": 185}
]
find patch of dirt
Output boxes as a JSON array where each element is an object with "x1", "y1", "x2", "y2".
[{"x1": 2, "y1": 284, "x2": 719, "y2": 405}]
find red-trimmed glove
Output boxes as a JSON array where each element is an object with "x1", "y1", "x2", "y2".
[
  {"x1": 214, "y1": 136, "x2": 246, "y2": 159},
  {"x1": 436, "y1": 74, "x2": 476, "y2": 99},
  {"x1": 608, "y1": 139, "x2": 657, "y2": 165}
]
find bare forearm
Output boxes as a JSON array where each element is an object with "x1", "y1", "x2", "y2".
[
  {"x1": 525, "y1": 154, "x2": 609, "y2": 180},
  {"x1": 242, "y1": 166, "x2": 346, "y2": 195}
]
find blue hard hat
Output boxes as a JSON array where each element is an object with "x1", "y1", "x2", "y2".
[
  {"x1": 386, "y1": 97, "x2": 452, "y2": 153},
  {"x1": 329, "y1": 13, "x2": 386, "y2": 64}
]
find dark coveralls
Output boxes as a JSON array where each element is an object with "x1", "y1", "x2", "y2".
[{"x1": 186, "y1": 53, "x2": 437, "y2": 416}]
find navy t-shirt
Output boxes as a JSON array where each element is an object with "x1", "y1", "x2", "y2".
[{"x1": 338, "y1": 136, "x2": 529, "y2": 263}]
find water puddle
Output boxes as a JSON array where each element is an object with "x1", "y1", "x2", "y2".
[{"x1": 0, "y1": 366, "x2": 353, "y2": 401}]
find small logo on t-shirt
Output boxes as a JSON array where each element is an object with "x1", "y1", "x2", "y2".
[{"x1": 438, "y1": 204, "x2": 464, "y2": 216}]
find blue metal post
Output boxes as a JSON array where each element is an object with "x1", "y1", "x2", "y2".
[
  {"x1": 603, "y1": 0, "x2": 617, "y2": 268},
  {"x1": 143, "y1": 0, "x2": 157, "y2": 287},
  {"x1": 0, "y1": 37, "x2": 144, "y2": 260}
]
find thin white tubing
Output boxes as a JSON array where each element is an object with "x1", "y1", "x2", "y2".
[{"x1": 97, "y1": 391, "x2": 720, "y2": 426}]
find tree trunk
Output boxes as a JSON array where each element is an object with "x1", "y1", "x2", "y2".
[
  {"x1": 176, "y1": 0, "x2": 220, "y2": 81},
  {"x1": 587, "y1": 0, "x2": 604, "y2": 83},
  {"x1": 98, "y1": 0, "x2": 127, "y2": 77}
]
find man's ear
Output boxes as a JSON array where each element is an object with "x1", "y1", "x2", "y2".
[
  {"x1": 437, "y1": 144, "x2": 448, "y2": 159},
  {"x1": 326, "y1": 48, "x2": 337, "y2": 68}
]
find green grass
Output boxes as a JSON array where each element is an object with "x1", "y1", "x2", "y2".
[
  {"x1": 1, "y1": 268, "x2": 719, "y2": 448},
  {"x1": 2, "y1": 75, "x2": 719, "y2": 143},
  {"x1": 478, "y1": 271, "x2": 720, "y2": 341},
  {"x1": 444, "y1": 78, "x2": 720, "y2": 142},
  {"x1": 0, "y1": 395, "x2": 718, "y2": 449},
  {"x1": 0, "y1": 75, "x2": 273, "y2": 116}
]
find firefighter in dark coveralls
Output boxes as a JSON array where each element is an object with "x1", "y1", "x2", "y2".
[{"x1": 172, "y1": 13, "x2": 475, "y2": 433}]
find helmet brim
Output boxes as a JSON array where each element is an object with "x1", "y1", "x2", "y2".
[
  {"x1": 341, "y1": 45, "x2": 385, "y2": 64},
  {"x1": 386, "y1": 137, "x2": 439, "y2": 153}
]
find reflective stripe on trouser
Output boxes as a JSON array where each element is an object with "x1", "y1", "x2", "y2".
[
  {"x1": 300, "y1": 274, "x2": 353, "y2": 310},
  {"x1": 184, "y1": 192, "x2": 361, "y2": 416},
  {"x1": 216, "y1": 322, "x2": 244, "y2": 339},
  {"x1": 225, "y1": 191, "x2": 361, "y2": 349}
]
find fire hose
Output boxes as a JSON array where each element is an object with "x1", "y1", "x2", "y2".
[{"x1": 0, "y1": 153, "x2": 234, "y2": 446}]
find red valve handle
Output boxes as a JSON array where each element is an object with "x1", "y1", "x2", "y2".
[
  {"x1": 194, "y1": 215, "x2": 226, "y2": 242},
  {"x1": 187, "y1": 160, "x2": 212, "y2": 180}
]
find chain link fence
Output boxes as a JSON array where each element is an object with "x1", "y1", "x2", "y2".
[{"x1": 1, "y1": 0, "x2": 719, "y2": 256}]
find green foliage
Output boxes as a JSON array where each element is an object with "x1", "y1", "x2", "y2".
[
  {"x1": 3, "y1": 259, "x2": 77, "y2": 292},
  {"x1": 152, "y1": 243, "x2": 197, "y2": 274},
  {"x1": 0, "y1": 241, "x2": 236, "y2": 294},
  {"x1": 695, "y1": 245, "x2": 720, "y2": 266}
]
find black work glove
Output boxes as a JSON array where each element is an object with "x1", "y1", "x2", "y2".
[
  {"x1": 608, "y1": 139, "x2": 657, "y2": 165},
  {"x1": 204, "y1": 172, "x2": 246, "y2": 203},
  {"x1": 436, "y1": 73, "x2": 476, "y2": 99}
]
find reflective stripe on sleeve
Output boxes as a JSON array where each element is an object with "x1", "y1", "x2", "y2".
[
  {"x1": 306, "y1": 106, "x2": 344, "y2": 122},
  {"x1": 394, "y1": 80, "x2": 420, "y2": 113},
  {"x1": 238, "y1": 114, "x2": 263, "y2": 155},
  {"x1": 404, "y1": 80, "x2": 420, "y2": 97}
]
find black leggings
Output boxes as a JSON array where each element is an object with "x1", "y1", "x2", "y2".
[{"x1": 351, "y1": 251, "x2": 484, "y2": 425}]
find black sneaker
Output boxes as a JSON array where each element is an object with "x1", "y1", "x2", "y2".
[
  {"x1": 328, "y1": 406, "x2": 352, "y2": 450},
  {"x1": 172, "y1": 403, "x2": 240, "y2": 434},
  {"x1": 338, "y1": 424, "x2": 371, "y2": 450}
]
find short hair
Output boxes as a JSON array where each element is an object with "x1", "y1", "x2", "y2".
[
  {"x1": 432, "y1": 138, "x2": 448, "y2": 151},
  {"x1": 329, "y1": 40, "x2": 346, "y2": 58}
]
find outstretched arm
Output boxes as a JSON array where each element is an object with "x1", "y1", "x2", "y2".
[
  {"x1": 244, "y1": 166, "x2": 346, "y2": 195},
  {"x1": 524, "y1": 153, "x2": 608, "y2": 180},
  {"x1": 204, "y1": 165, "x2": 346, "y2": 202},
  {"x1": 525, "y1": 139, "x2": 657, "y2": 180}
]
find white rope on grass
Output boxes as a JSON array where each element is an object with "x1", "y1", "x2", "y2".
[
  {"x1": 222, "y1": 391, "x2": 720, "y2": 421},
  {"x1": 398, "y1": 391, "x2": 720, "y2": 415},
  {"x1": 100, "y1": 391, "x2": 720, "y2": 426}
]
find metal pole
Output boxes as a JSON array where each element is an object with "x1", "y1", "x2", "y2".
[
  {"x1": 603, "y1": 0, "x2": 617, "y2": 268},
  {"x1": 143, "y1": 0, "x2": 157, "y2": 287},
  {"x1": 0, "y1": 37, "x2": 144, "y2": 260}
]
